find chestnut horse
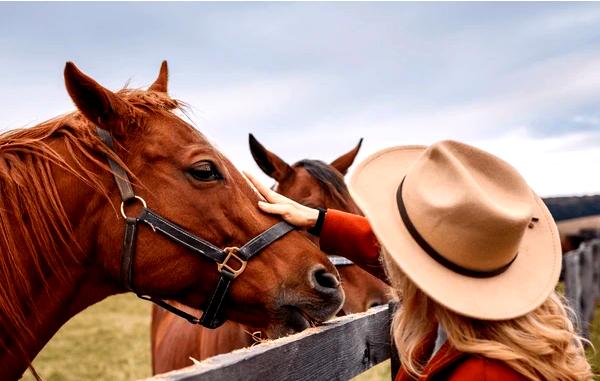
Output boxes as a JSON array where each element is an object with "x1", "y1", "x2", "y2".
[
  {"x1": 0, "y1": 62, "x2": 343, "y2": 380},
  {"x1": 248, "y1": 134, "x2": 391, "y2": 313},
  {"x1": 151, "y1": 135, "x2": 389, "y2": 374}
]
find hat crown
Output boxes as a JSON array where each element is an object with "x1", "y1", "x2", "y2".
[{"x1": 402, "y1": 141, "x2": 534, "y2": 273}]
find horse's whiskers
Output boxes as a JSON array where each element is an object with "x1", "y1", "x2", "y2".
[{"x1": 243, "y1": 329, "x2": 265, "y2": 346}]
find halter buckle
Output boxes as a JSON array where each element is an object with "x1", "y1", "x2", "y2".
[
  {"x1": 120, "y1": 196, "x2": 147, "y2": 219},
  {"x1": 217, "y1": 247, "x2": 247, "y2": 278}
]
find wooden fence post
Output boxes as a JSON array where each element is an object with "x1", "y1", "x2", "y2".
[
  {"x1": 564, "y1": 248, "x2": 582, "y2": 334},
  {"x1": 389, "y1": 302, "x2": 400, "y2": 379},
  {"x1": 563, "y1": 239, "x2": 600, "y2": 341},
  {"x1": 593, "y1": 240, "x2": 600, "y2": 299},
  {"x1": 579, "y1": 243, "x2": 594, "y2": 340}
]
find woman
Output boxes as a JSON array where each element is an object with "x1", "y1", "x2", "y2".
[{"x1": 246, "y1": 140, "x2": 592, "y2": 381}]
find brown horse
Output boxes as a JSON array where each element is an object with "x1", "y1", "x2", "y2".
[
  {"x1": 151, "y1": 135, "x2": 390, "y2": 374},
  {"x1": 248, "y1": 134, "x2": 391, "y2": 313},
  {"x1": 0, "y1": 61, "x2": 343, "y2": 380}
]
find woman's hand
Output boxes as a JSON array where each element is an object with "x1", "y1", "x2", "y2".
[{"x1": 243, "y1": 171, "x2": 320, "y2": 229}]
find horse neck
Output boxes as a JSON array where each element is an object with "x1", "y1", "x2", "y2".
[
  {"x1": 0, "y1": 135, "x2": 119, "y2": 379},
  {"x1": 0, "y1": 269, "x2": 117, "y2": 380}
]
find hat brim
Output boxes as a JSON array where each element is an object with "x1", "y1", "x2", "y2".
[{"x1": 349, "y1": 145, "x2": 562, "y2": 320}]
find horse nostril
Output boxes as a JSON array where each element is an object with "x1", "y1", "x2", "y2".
[{"x1": 310, "y1": 267, "x2": 340, "y2": 293}]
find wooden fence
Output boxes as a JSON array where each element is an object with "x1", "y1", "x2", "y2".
[
  {"x1": 563, "y1": 238, "x2": 600, "y2": 340},
  {"x1": 143, "y1": 239, "x2": 600, "y2": 381},
  {"x1": 143, "y1": 304, "x2": 394, "y2": 381}
]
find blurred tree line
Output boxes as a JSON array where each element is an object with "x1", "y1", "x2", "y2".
[{"x1": 544, "y1": 195, "x2": 600, "y2": 222}]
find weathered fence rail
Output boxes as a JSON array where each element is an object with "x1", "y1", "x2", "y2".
[
  {"x1": 143, "y1": 304, "x2": 392, "y2": 381},
  {"x1": 563, "y1": 238, "x2": 600, "y2": 340},
  {"x1": 144, "y1": 239, "x2": 600, "y2": 381}
]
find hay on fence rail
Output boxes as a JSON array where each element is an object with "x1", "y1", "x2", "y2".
[{"x1": 143, "y1": 304, "x2": 392, "y2": 381}]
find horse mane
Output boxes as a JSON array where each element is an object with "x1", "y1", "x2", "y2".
[
  {"x1": 293, "y1": 159, "x2": 354, "y2": 210},
  {"x1": 0, "y1": 88, "x2": 183, "y2": 361}
]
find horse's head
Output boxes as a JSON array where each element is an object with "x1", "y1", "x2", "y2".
[
  {"x1": 249, "y1": 133, "x2": 363, "y2": 216},
  {"x1": 63, "y1": 62, "x2": 343, "y2": 334},
  {"x1": 249, "y1": 134, "x2": 391, "y2": 313}
]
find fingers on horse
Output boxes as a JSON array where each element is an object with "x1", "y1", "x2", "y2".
[
  {"x1": 241, "y1": 171, "x2": 267, "y2": 201},
  {"x1": 258, "y1": 201, "x2": 290, "y2": 216},
  {"x1": 243, "y1": 171, "x2": 286, "y2": 204}
]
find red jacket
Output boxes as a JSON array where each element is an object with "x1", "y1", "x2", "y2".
[{"x1": 319, "y1": 210, "x2": 529, "y2": 381}]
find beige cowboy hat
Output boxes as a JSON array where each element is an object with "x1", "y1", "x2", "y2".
[{"x1": 349, "y1": 140, "x2": 561, "y2": 320}]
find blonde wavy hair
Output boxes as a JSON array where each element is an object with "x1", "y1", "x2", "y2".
[{"x1": 382, "y1": 251, "x2": 593, "y2": 380}]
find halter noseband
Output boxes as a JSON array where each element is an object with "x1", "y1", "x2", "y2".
[{"x1": 96, "y1": 128, "x2": 295, "y2": 329}]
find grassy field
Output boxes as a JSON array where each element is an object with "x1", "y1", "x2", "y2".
[
  {"x1": 589, "y1": 306, "x2": 600, "y2": 377},
  {"x1": 23, "y1": 294, "x2": 152, "y2": 381},
  {"x1": 22, "y1": 293, "x2": 600, "y2": 381}
]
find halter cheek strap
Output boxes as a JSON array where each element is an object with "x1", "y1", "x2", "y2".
[{"x1": 96, "y1": 127, "x2": 295, "y2": 329}]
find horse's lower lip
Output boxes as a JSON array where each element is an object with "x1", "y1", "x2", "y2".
[{"x1": 284, "y1": 306, "x2": 314, "y2": 332}]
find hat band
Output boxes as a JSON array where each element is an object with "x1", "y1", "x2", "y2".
[{"x1": 396, "y1": 178, "x2": 518, "y2": 278}]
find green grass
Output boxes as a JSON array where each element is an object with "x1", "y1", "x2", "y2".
[
  {"x1": 352, "y1": 360, "x2": 391, "y2": 381},
  {"x1": 22, "y1": 294, "x2": 600, "y2": 381},
  {"x1": 588, "y1": 303, "x2": 600, "y2": 378},
  {"x1": 23, "y1": 294, "x2": 152, "y2": 381}
]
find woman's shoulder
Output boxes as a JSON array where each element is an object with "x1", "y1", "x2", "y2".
[{"x1": 446, "y1": 355, "x2": 529, "y2": 381}]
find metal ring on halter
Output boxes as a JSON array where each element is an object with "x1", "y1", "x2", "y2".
[{"x1": 120, "y1": 196, "x2": 148, "y2": 219}]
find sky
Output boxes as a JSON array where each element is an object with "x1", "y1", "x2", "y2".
[{"x1": 1, "y1": 2, "x2": 600, "y2": 197}]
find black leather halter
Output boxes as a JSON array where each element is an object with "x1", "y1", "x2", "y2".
[{"x1": 96, "y1": 128, "x2": 295, "y2": 329}]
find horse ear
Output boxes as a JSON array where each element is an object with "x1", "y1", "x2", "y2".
[
  {"x1": 330, "y1": 138, "x2": 363, "y2": 176},
  {"x1": 148, "y1": 60, "x2": 169, "y2": 93},
  {"x1": 64, "y1": 62, "x2": 136, "y2": 136},
  {"x1": 248, "y1": 134, "x2": 293, "y2": 181}
]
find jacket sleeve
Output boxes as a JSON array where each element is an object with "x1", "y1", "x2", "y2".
[{"x1": 318, "y1": 209, "x2": 388, "y2": 283}]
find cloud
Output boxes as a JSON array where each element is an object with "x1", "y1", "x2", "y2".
[
  {"x1": 178, "y1": 74, "x2": 320, "y2": 132},
  {"x1": 2, "y1": 2, "x2": 600, "y2": 196},
  {"x1": 572, "y1": 115, "x2": 600, "y2": 127}
]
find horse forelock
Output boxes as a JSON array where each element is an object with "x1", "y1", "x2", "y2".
[
  {"x1": 293, "y1": 159, "x2": 354, "y2": 211},
  {"x1": 116, "y1": 88, "x2": 181, "y2": 114}
]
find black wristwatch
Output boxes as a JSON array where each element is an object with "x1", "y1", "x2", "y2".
[{"x1": 307, "y1": 207, "x2": 327, "y2": 236}]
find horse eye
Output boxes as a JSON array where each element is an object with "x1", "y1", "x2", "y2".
[{"x1": 188, "y1": 161, "x2": 222, "y2": 182}]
